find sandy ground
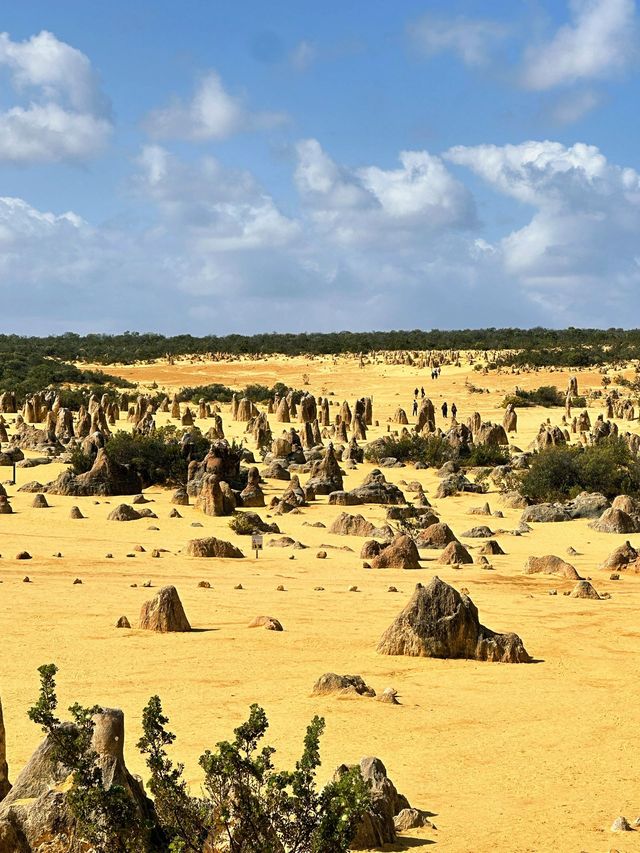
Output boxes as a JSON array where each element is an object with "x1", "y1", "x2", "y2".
[{"x1": 1, "y1": 354, "x2": 639, "y2": 852}]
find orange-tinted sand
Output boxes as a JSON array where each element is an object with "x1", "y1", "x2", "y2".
[{"x1": 1, "y1": 354, "x2": 638, "y2": 851}]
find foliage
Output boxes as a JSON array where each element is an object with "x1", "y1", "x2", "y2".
[
  {"x1": 139, "y1": 697, "x2": 370, "y2": 852},
  {"x1": 68, "y1": 445, "x2": 94, "y2": 475},
  {"x1": 501, "y1": 386, "x2": 564, "y2": 408},
  {"x1": 176, "y1": 382, "x2": 303, "y2": 405},
  {"x1": 463, "y1": 443, "x2": 510, "y2": 467},
  {"x1": 28, "y1": 664, "x2": 147, "y2": 852},
  {"x1": 3, "y1": 327, "x2": 640, "y2": 367},
  {"x1": 103, "y1": 427, "x2": 203, "y2": 487},
  {"x1": 0, "y1": 351, "x2": 130, "y2": 403},
  {"x1": 519, "y1": 436, "x2": 640, "y2": 502},
  {"x1": 364, "y1": 434, "x2": 455, "y2": 467}
]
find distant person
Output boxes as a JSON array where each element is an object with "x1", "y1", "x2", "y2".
[
  {"x1": 441, "y1": 402, "x2": 448, "y2": 418},
  {"x1": 412, "y1": 399, "x2": 418, "y2": 417},
  {"x1": 451, "y1": 402, "x2": 457, "y2": 419},
  {"x1": 420, "y1": 386, "x2": 425, "y2": 398},
  {"x1": 414, "y1": 387, "x2": 419, "y2": 398}
]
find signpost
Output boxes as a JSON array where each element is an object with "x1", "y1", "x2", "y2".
[{"x1": 251, "y1": 533, "x2": 263, "y2": 559}]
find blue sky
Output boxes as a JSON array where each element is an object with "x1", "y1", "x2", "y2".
[{"x1": 1, "y1": 0, "x2": 639, "y2": 334}]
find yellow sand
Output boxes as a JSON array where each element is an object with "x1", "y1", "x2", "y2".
[{"x1": 1, "y1": 354, "x2": 639, "y2": 852}]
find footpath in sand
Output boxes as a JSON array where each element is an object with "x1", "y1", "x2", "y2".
[{"x1": 1, "y1": 353, "x2": 639, "y2": 852}]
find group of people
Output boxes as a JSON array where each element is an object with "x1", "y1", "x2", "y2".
[
  {"x1": 430, "y1": 367, "x2": 441, "y2": 380},
  {"x1": 411, "y1": 391, "x2": 457, "y2": 420}
]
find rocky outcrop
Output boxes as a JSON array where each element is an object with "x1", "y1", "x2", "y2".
[
  {"x1": 47, "y1": 449, "x2": 143, "y2": 497},
  {"x1": 0, "y1": 708, "x2": 159, "y2": 851},
  {"x1": 377, "y1": 577, "x2": 531, "y2": 662},
  {"x1": 186, "y1": 537, "x2": 244, "y2": 558},
  {"x1": 600, "y1": 541, "x2": 639, "y2": 571},
  {"x1": 139, "y1": 586, "x2": 191, "y2": 632},
  {"x1": 370, "y1": 535, "x2": 421, "y2": 569},
  {"x1": 415, "y1": 522, "x2": 458, "y2": 549},
  {"x1": 521, "y1": 503, "x2": 570, "y2": 523},
  {"x1": 524, "y1": 555, "x2": 581, "y2": 579},
  {"x1": 589, "y1": 507, "x2": 638, "y2": 534},
  {"x1": 312, "y1": 674, "x2": 375, "y2": 697}
]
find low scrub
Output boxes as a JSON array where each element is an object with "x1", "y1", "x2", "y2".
[
  {"x1": 501, "y1": 386, "x2": 564, "y2": 408},
  {"x1": 519, "y1": 436, "x2": 640, "y2": 502},
  {"x1": 29, "y1": 664, "x2": 371, "y2": 853},
  {"x1": 103, "y1": 426, "x2": 208, "y2": 487},
  {"x1": 365, "y1": 434, "x2": 455, "y2": 467}
]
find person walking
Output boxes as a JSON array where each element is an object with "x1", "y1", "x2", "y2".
[
  {"x1": 441, "y1": 401, "x2": 448, "y2": 418},
  {"x1": 414, "y1": 387, "x2": 419, "y2": 398},
  {"x1": 451, "y1": 402, "x2": 457, "y2": 420},
  {"x1": 420, "y1": 386, "x2": 425, "y2": 398},
  {"x1": 412, "y1": 398, "x2": 418, "y2": 417}
]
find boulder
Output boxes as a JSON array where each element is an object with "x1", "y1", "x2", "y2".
[
  {"x1": 107, "y1": 504, "x2": 142, "y2": 522},
  {"x1": 564, "y1": 491, "x2": 610, "y2": 520},
  {"x1": 139, "y1": 585, "x2": 191, "y2": 632},
  {"x1": 186, "y1": 537, "x2": 244, "y2": 558},
  {"x1": 415, "y1": 522, "x2": 458, "y2": 549},
  {"x1": 47, "y1": 448, "x2": 142, "y2": 497},
  {"x1": 312, "y1": 673, "x2": 375, "y2": 697},
  {"x1": 524, "y1": 555, "x2": 581, "y2": 580},
  {"x1": 439, "y1": 541, "x2": 473, "y2": 565},
  {"x1": 570, "y1": 580, "x2": 601, "y2": 600},
  {"x1": 347, "y1": 757, "x2": 412, "y2": 849},
  {"x1": 377, "y1": 577, "x2": 531, "y2": 662},
  {"x1": 329, "y1": 512, "x2": 375, "y2": 537},
  {"x1": 370, "y1": 535, "x2": 421, "y2": 570},
  {"x1": 248, "y1": 616, "x2": 283, "y2": 631},
  {"x1": 521, "y1": 504, "x2": 570, "y2": 523},
  {"x1": 479, "y1": 540, "x2": 505, "y2": 555},
  {"x1": 589, "y1": 507, "x2": 638, "y2": 534},
  {"x1": 460, "y1": 525, "x2": 493, "y2": 538},
  {"x1": 600, "y1": 540, "x2": 639, "y2": 570}
]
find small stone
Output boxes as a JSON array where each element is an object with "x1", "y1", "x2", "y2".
[
  {"x1": 16, "y1": 551, "x2": 31, "y2": 560},
  {"x1": 316, "y1": 550, "x2": 327, "y2": 559},
  {"x1": 134, "y1": 545, "x2": 145, "y2": 553},
  {"x1": 130, "y1": 583, "x2": 137, "y2": 587},
  {"x1": 611, "y1": 816, "x2": 632, "y2": 832},
  {"x1": 610, "y1": 573, "x2": 620, "y2": 580},
  {"x1": 234, "y1": 583, "x2": 243, "y2": 590},
  {"x1": 73, "y1": 578, "x2": 82, "y2": 585},
  {"x1": 191, "y1": 522, "x2": 203, "y2": 527},
  {"x1": 314, "y1": 586, "x2": 325, "y2": 591},
  {"x1": 276, "y1": 584, "x2": 285, "y2": 591},
  {"x1": 151, "y1": 549, "x2": 161, "y2": 558},
  {"x1": 105, "y1": 553, "x2": 113, "y2": 559},
  {"x1": 198, "y1": 581, "x2": 211, "y2": 588},
  {"x1": 116, "y1": 615, "x2": 131, "y2": 628},
  {"x1": 22, "y1": 576, "x2": 31, "y2": 583},
  {"x1": 362, "y1": 561, "x2": 371, "y2": 569},
  {"x1": 142, "y1": 580, "x2": 152, "y2": 588},
  {"x1": 387, "y1": 586, "x2": 398, "y2": 592},
  {"x1": 348, "y1": 585, "x2": 358, "y2": 592}
]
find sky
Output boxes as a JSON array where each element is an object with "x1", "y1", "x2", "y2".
[{"x1": 1, "y1": 0, "x2": 640, "y2": 335}]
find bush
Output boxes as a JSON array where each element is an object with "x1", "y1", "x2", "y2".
[
  {"x1": 462, "y1": 443, "x2": 510, "y2": 467},
  {"x1": 104, "y1": 428, "x2": 196, "y2": 487},
  {"x1": 501, "y1": 386, "x2": 564, "y2": 408},
  {"x1": 519, "y1": 437, "x2": 640, "y2": 502},
  {"x1": 28, "y1": 665, "x2": 371, "y2": 853},
  {"x1": 365, "y1": 434, "x2": 455, "y2": 467}
]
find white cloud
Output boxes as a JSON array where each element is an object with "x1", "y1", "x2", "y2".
[
  {"x1": 545, "y1": 89, "x2": 601, "y2": 124},
  {"x1": 446, "y1": 140, "x2": 640, "y2": 320},
  {"x1": 408, "y1": 13, "x2": 509, "y2": 66},
  {"x1": 522, "y1": 0, "x2": 637, "y2": 90},
  {"x1": 145, "y1": 71, "x2": 287, "y2": 141},
  {"x1": 0, "y1": 31, "x2": 112, "y2": 162}
]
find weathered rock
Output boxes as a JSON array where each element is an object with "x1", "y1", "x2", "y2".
[
  {"x1": 415, "y1": 522, "x2": 458, "y2": 549},
  {"x1": 186, "y1": 537, "x2": 244, "y2": 558},
  {"x1": 479, "y1": 540, "x2": 505, "y2": 555},
  {"x1": 521, "y1": 504, "x2": 571, "y2": 523},
  {"x1": 600, "y1": 540, "x2": 639, "y2": 570},
  {"x1": 0, "y1": 699, "x2": 9, "y2": 800},
  {"x1": 570, "y1": 580, "x2": 601, "y2": 599},
  {"x1": 589, "y1": 507, "x2": 638, "y2": 534},
  {"x1": 439, "y1": 541, "x2": 473, "y2": 565},
  {"x1": 377, "y1": 577, "x2": 531, "y2": 662},
  {"x1": 370, "y1": 535, "x2": 421, "y2": 569},
  {"x1": 348, "y1": 757, "x2": 411, "y2": 849},
  {"x1": 460, "y1": 525, "x2": 493, "y2": 538},
  {"x1": 248, "y1": 616, "x2": 283, "y2": 631},
  {"x1": 139, "y1": 585, "x2": 191, "y2": 632},
  {"x1": 47, "y1": 448, "x2": 142, "y2": 497},
  {"x1": 115, "y1": 615, "x2": 131, "y2": 628},
  {"x1": 565, "y1": 491, "x2": 610, "y2": 520},
  {"x1": 524, "y1": 555, "x2": 581, "y2": 579},
  {"x1": 107, "y1": 504, "x2": 142, "y2": 522},
  {"x1": 329, "y1": 512, "x2": 375, "y2": 537},
  {"x1": 312, "y1": 674, "x2": 375, "y2": 697}
]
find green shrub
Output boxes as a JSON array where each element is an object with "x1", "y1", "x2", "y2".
[
  {"x1": 104, "y1": 428, "x2": 189, "y2": 487},
  {"x1": 519, "y1": 436, "x2": 640, "y2": 502},
  {"x1": 365, "y1": 434, "x2": 455, "y2": 467},
  {"x1": 28, "y1": 664, "x2": 371, "y2": 853},
  {"x1": 501, "y1": 386, "x2": 564, "y2": 408},
  {"x1": 462, "y1": 443, "x2": 510, "y2": 467}
]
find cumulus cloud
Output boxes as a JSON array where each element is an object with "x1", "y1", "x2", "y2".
[
  {"x1": 0, "y1": 30, "x2": 112, "y2": 162},
  {"x1": 408, "y1": 13, "x2": 509, "y2": 66},
  {"x1": 446, "y1": 140, "x2": 640, "y2": 320},
  {"x1": 145, "y1": 71, "x2": 287, "y2": 141},
  {"x1": 522, "y1": 0, "x2": 637, "y2": 90}
]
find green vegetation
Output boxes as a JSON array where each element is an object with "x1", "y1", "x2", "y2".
[
  {"x1": 0, "y1": 352, "x2": 130, "y2": 403},
  {"x1": 176, "y1": 381, "x2": 302, "y2": 405},
  {"x1": 519, "y1": 437, "x2": 640, "y2": 502},
  {"x1": 29, "y1": 665, "x2": 370, "y2": 853},
  {"x1": 2, "y1": 327, "x2": 640, "y2": 367},
  {"x1": 365, "y1": 433, "x2": 509, "y2": 468},
  {"x1": 103, "y1": 427, "x2": 208, "y2": 487},
  {"x1": 501, "y1": 386, "x2": 565, "y2": 408}
]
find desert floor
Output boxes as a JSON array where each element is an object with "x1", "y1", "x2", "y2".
[{"x1": 1, "y1": 353, "x2": 639, "y2": 852}]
